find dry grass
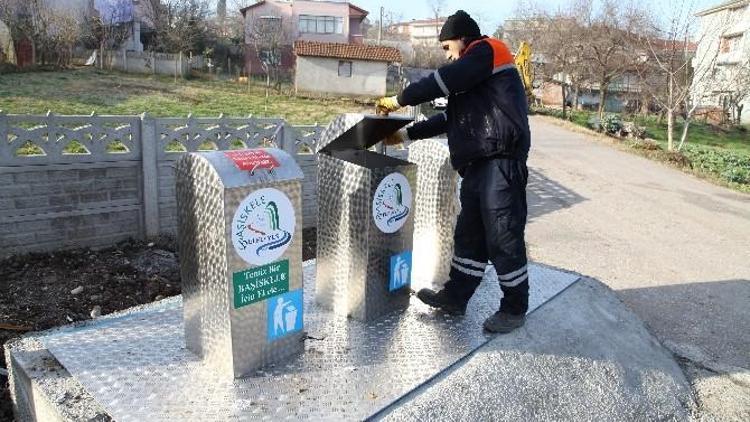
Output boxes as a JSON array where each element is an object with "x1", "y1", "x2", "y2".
[{"x1": 0, "y1": 67, "x2": 371, "y2": 124}]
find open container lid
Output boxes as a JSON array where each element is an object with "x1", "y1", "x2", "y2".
[{"x1": 315, "y1": 113, "x2": 413, "y2": 154}]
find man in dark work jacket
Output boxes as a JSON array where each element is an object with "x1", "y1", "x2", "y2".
[{"x1": 376, "y1": 10, "x2": 531, "y2": 333}]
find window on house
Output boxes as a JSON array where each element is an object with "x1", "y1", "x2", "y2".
[
  {"x1": 257, "y1": 16, "x2": 282, "y2": 32},
  {"x1": 259, "y1": 48, "x2": 280, "y2": 66},
  {"x1": 299, "y1": 15, "x2": 344, "y2": 34},
  {"x1": 335, "y1": 18, "x2": 344, "y2": 34},
  {"x1": 730, "y1": 6, "x2": 748, "y2": 21},
  {"x1": 720, "y1": 35, "x2": 742, "y2": 53},
  {"x1": 338, "y1": 61, "x2": 352, "y2": 77}
]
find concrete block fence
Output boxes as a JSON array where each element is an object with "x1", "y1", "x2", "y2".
[
  {"x1": 72, "y1": 49, "x2": 204, "y2": 76},
  {"x1": 0, "y1": 112, "x2": 409, "y2": 257}
]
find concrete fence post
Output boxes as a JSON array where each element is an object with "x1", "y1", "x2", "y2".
[
  {"x1": 123, "y1": 50, "x2": 127, "y2": 73},
  {"x1": 280, "y1": 123, "x2": 298, "y2": 158},
  {"x1": 140, "y1": 113, "x2": 160, "y2": 238},
  {"x1": 0, "y1": 111, "x2": 8, "y2": 161}
]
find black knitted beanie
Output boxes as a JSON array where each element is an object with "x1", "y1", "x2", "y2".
[{"x1": 439, "y1": 10, "x2": 481, "y2": 41}]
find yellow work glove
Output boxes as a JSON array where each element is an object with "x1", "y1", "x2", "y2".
[
  {"x1": 376, "y1": 96, "x2": 401, "y2": 114},
  {"x1": 384, "y1": 128, "x2": 409, "y2": 146}
]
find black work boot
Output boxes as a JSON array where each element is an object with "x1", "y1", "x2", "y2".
[
  {"x1": 483, "y1": 311, "x2": 526, "y2": 333},
  {"x1": 416, "y1": 288, "x2": 468, "y2": 315}
]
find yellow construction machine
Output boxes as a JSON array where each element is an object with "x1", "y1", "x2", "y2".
[{"x1": 514, "y1": 41, "x2": 535, "y2": 106}]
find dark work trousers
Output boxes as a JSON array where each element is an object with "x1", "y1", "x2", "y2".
[{"x1": 444, "y1": 157, "x2": 530, "y2": 315}]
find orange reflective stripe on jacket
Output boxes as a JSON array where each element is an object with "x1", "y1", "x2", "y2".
[{"x1": 463, "y1": 37, "x2": 516, "y2": 72}]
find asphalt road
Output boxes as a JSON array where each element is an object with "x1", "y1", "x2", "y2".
[{"x1": 525, "y1": 116, "x2": 750, "y2": 420}]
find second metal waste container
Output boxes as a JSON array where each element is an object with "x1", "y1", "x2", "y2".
[{"x1": 315, "y1": 113, "x2": 416, "y2": 321}]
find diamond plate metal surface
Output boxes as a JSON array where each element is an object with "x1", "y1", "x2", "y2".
[
  {"x1": 42, "y1": 261, "x2": 579, "y2": 422},
  {"x1": 176, "y1": 149, "x2": 305, "y2": 379},
  {"x1": 407, "y1": 139, "x2": 459, "y2": 292},
  {"x1": 316, "y1": 152, "x2": 416, "y2": 321},
  {"x1": 175, "y1": 153, "x2": 228, "y2": 366}
]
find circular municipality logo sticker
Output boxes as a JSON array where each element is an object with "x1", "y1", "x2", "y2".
[
  {"x1": 373, "y1": 172, "x2": 412, "y2": 234},
  {"x1": 232, "y1": 188, "x2": 295, "y2": 266}
]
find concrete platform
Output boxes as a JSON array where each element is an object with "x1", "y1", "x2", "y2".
[
  {"x1": 377, "y1": 277, "x2": 696, "y2": 421},
  {"x1": 4, "y1": 262, "x2": 694, "y2": 421}
]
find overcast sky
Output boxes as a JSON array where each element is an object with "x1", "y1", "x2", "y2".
[{"x1": 225, "y1": 0, "x2": 727, "y2": 34}]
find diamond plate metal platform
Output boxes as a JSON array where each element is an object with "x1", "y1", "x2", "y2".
[{"x1": 42, "y1": 261, "x2": 579, "y2": 421}]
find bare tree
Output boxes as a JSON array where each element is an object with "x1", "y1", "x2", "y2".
[
  {"x1": 215, "y1": 0, "x2": 237, "y2": 39},
  {"x1": 26, "y1": 0, "x2": 52, "y2": 65},
  {"x1": 84, "y1": 0, "x2": 135, "y2": 68},
  {"x1": 139, "y1": 0, "x2": 167, "y2": 48},
  {"x1": 50, "y1": 12, "x2": 82, "y2": 67},
  {"x1": 0, "y1": 0, "x2": 91, "y2": 67},
  {"x1": 410, "y1": 44, "x2": 446, "y2": 68},
  {"x1": 426, "y1": 0, "x2": 447, "y2": 40},
  {"x1": 0, "y1": 0, "x2": 54, "y2": 66},
  {"x1": 536, "y1": 8, "x2": 589, "y2": 117},
  {"x1": 583, "y1": 1, "x2": 649, "y2": 120},
  {"x1": 719, "y1": 61, "x2": 750, "y2": 125},
  {"x1": 637, "y1": 1, "x2": 700, "y2": 151},
  {"x1": 225, "y1": 0, "x2": 255, "y2": 43},
  {"x1": 668, "y1": 1, "x2": 750, "y2": 149},
  {"x1": 246, "y1": 13, "x2": 291, "y2": 97},
  {"x1": 161, "y1": 0, "x2": 211, "y2": 53},
  {"x1": 504, "y1": 0, "x2": 590, "y2": 116},
  {"x1": 365, "y1": 9, "x2": 405, "y2": 41},
  {"x1": 546, "y1": 17, "x2": 588, "y2": 117},
  {"x1": 139, "y1": 0, "x2": 210, "y2": 53},
  {"x1": 633, "y1": 0, "x2": 750, "y2": 151}
]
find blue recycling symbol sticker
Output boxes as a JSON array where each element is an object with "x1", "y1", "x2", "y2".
[
  {"x1": 267, "y1": 289, "x2": 304, "y2": 342},
  {"x1": 389, "y1": 251, "x2": 412, "y2": 292}
]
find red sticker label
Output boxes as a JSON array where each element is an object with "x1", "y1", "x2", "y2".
[{"x1": 225, "y1": 150, "x2": 280, "y2": 172}]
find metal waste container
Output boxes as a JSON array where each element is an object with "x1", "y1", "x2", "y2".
[
  {"x1": 175, "y1": 148, "x2": 304, "y2": 379},
  {"x1": 408, "y1": 139, "x2": 460, "y2": 291},
  {"x1": 315, "y1": 113, "x2": 416, "y2": 321}
]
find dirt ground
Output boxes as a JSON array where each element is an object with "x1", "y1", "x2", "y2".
[{"x1": 0, "y1": 228, "x2": 317, "y2": 421}]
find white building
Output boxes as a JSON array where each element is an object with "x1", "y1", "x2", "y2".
[
  {"x1": 293, "y1": 40, "x2": 401, "y2": 96},
  {"x1": 241, "y1": 0, "x2": 368, "y2": 75},
  {"x1": 694, "y1": 0, "x2": 750, "y2": 123},
  {"x1": 391, "y1": 18, "x2": 447, "y2": 46}
]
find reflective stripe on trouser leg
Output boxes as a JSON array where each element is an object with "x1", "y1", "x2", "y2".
[
  {"x1": 447, "y1": 258, "x2": 485, "y2": 303},
  {"x1": 444, "y1": 173, "x2": 488, "y2": 303},
  {"x1": 451, "y1": 256, "x2": 488, "y2": 278},
  {"x1": 497, "y1": 264, "x2": 528, "y2": 287},
  {"x1": 449, "y1": 256, "x2": 487, "y2": 292},
  {"x1": 477, "y1": 158, "x2": 530, "y2": 315}
]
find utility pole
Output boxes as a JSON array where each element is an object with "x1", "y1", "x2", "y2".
[{"x1": 378, "y1": 6, "x2": 383, "y2": 45}]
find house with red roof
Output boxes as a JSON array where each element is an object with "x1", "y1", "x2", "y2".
[
  {"x1": 241, "y1": 0, "x2": 402, "y2": 96},
  {"x1": 294, "y1": 40, "x2": 401, "y2": 96}
]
